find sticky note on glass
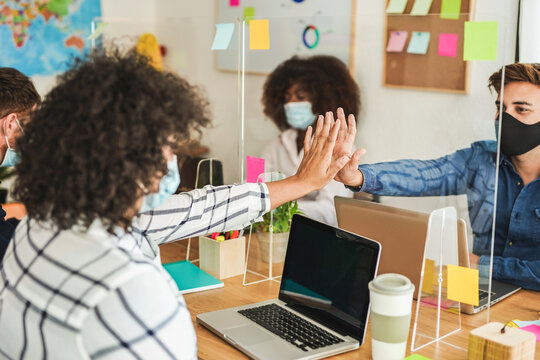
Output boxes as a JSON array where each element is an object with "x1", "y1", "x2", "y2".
[
  {"x1": 421, "y1": 258, "x2": 435, "y2": 294},
  {"x1": 521, "y1": 324, "x2": 540, "y2": 342},
  {"x1": 243, "y1": 6, "x2": 255, "y2": 20},
  {"x1": 229, "y1": 0, "x2": 239, "y2": 6},
  {"x1": 447, "y1": 264, "x2": 479, "y2": 306},
  {"x1": 386, "y1": 31, "x2": 408, "y2": 52},
  {"x1": 464, "y1": 21, "x2": 498, "y2": 61},
  {"x1": 211, "y1": 23, "x2": 234, "y2": 50},
  {"x1": 386, "y1": 0, "x2": 408, "y2": 14},
  {"x1": 438, "y1": 33, "x2": 458, "y2": 57},
  {"x1": 407, "y1": 32, "x2": 430, "y2": 54},
  {"x1": 410, "y1": 0, "x2": 433, "y2": 16},
  {"x1": 440, "y1": 0, "x2": 462, "y2": 19},
  {"x1": 246, "y1": 156, "x2": 265, "y2": 183},
  {"x1": 249, "y1": 19, "x2": 269, "y2": 50}
]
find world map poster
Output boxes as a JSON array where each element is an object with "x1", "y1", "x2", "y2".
[{"x1": 0, "y1": 0, "x2": 101, "y2": 76}]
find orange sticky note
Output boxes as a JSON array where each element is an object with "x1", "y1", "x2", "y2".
[
  {"x1": 249, "y1": 19, "x2": 269, "y2": 50},
  {"x1": 422, "y1": 259, "x2": 435, "y2": 294},
  {"x1": 447, "y1": 264, "x2": 479, "y2": 306}
]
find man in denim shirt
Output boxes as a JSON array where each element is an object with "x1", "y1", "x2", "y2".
[{"x1": 334, "y1": 63, "x2": 540, "y2": 291}]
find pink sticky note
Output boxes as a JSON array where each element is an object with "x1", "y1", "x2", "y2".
[
  {"x1": 229, "y1": 0, "x2": 239, "y2": 6},
  {"x1": 438, "y1": 33, "x2": 458, "y2": 57},
  {"x1": 246, "y1": 156, "x2": 265, "y2": 183},
  {"x1": 386, "y1": 31, "x2": 408, "y2": 52},
  {"x1": 521, "y1": 324, "x2": 540, "y2": 342}
]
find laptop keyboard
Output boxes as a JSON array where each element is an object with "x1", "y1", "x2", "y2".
[
  {"x1": 238, "y1": 304, "x2": 344, "y2": 352},
  {"x1": 479, "y1": 289, "x2": 495, "y2": 302}
]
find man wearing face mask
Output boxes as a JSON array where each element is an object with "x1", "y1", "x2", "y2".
[
  {"x1": 0, "y1": 67, "x2": 41, "y2": 261},
  {"x1": 334, "y1": 63, "x2": 540, "y2": 291},
  {"x1": 261, "y1": 55, "x2": 361, "y2": 225}
]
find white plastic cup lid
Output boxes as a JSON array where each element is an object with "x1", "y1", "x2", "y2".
[{"x1": 368, "y1": 273, "x2": 415, "y2": 296}]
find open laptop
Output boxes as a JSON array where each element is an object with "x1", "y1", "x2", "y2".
[
  {"x1": 197, "y1": 214, "x2": 381, "y2": 360},
  {"x1": 334, "y1": 197, "x2": 520, "y2": 314}
]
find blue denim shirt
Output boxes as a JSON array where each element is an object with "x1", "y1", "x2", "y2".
[{"x1": 354, "y1": 140, "x2": 540, "y2": 291}]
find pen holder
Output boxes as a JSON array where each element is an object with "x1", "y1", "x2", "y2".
[
  {"x1": 199, "y1": 236, "x2": 245, "y2": 279},
  {"x1": 468, "y1": 322, "x2": 536, "y2": 360}
]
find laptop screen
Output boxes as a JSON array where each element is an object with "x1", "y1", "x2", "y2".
[{"x1": 279, "y1": 215, "x2": 380, "y2": 341}]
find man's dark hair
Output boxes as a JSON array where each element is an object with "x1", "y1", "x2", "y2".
[
  {"x1": 488, "y1": 63, "x2": 540, "y2": 94},
  {"x1": 13, "y1": 49, "x2": 211, "y2": 231},
  {"x1": 0, "y1": 67, "x2": 41, "y2": 117},
  {"x1": 262, "y1": 55, "x2": 360, "y2": 131}
]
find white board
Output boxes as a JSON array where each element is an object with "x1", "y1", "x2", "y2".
[{"x1": 216, "y1": 0, "x2": 356, "y2": 73}]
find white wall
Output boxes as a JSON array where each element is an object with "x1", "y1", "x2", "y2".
[{"x1": 27, "y1": 0, "x2": 518, "y2": 218}]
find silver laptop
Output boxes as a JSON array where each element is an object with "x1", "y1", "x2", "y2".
[
  {"x1": 197, "y1": 215, "x2": 381, "y2": 360},
  {"x1": 334, "y1": 196, "x2": 520, "y2": 314}
]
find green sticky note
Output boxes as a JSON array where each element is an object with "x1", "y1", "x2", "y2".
[
  {"x1": 440, "y1": 0, "x2": 461, "y2": 19},
  {"x1": 243, "y1": 6, "x2": 255, "y2": 20},
  {"x1": 404, "y1": 354, "x2": 432, "y2": 360},
  {"x1": 386, "y1": 0, "x2": 408, "y2": 14},
  {"x1": 407, "y1": 31, "x2": 430, "y2": 54},
  {"x1": 463, "y1": 21, "x2": 498, "y2": 61},
  {"x1": 411, "y1": 0, "x2": 433, "y2": 16}
]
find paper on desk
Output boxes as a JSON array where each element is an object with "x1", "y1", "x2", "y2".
[
  {"x1": 521, "y1": 324, "x2": 540, "y2": 342},
  {"x1": 404, "y1": 354, "x2": 431, "y2": 360},
  {"x1": 514, "y1": 320, "x2": 540, "y2": 328},
  {"x1": 211, "y1": 23, "x2": 235, "y2": 50},
  {"x1": 447, "y1": 264, "x2": 479, "y2": 306},
  {"x1": 243, "y1": 6, "x2": 255, "y2": 20}
]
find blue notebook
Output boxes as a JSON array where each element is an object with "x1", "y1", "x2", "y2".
[{"x1": 163, "y1": 260, "x2": 224, "y2": 294}]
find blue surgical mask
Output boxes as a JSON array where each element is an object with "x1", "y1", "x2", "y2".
[
  {"x1": 140, "y1": 155, "x2": 181, "y2": 212},
  {"x1": 284, "y1": 101, "x2": 316, "y2": 130},
  {"x1": 1, "y1": 117, "x2": 23, "y2": 167}
]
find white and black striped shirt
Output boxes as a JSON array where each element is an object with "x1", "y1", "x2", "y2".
[{"x1": 0, "y1": 183, "x2": 269, "y2": 359}]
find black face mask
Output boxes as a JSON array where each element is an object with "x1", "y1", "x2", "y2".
[{"x1": 495, "y1": 112, "x2": 540, "y2": 156}]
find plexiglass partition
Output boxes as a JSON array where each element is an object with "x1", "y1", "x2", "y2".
[{"x1": 241, "y1": 11, "x2": 509, "y2": 356}]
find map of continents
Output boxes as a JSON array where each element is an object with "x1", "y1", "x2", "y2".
[{"x1": 0, "y1": 0, "x2": 101, "y2": 76}]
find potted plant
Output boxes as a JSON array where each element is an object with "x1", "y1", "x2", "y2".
[{"x1": 255, "y1": 200, "x2": 302, "y2": 263}]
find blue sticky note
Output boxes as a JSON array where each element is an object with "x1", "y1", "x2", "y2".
[
  {"x1": 407, "y1": 31, "x2": 430, "y2": 54},
  {"x1": 211, "y1": 23, "x2": 235, "y2": 50}
]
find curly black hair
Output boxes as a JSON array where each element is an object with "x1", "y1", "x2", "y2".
[
  {"x1": 262, "y1": 55, "x2": 360, "y2": 131},
  {"x1": 13, "y1": 49, "x2": 211, "y2": 231}
]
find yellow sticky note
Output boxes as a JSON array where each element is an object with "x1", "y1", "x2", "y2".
[
  {"x1": 447, "y1": 264, "x2": 479, "y2": 306},
  {"x1": 422, "y1": 259, "x2": 435, "y2": 294},
  {"x1": 440, "y1": 0, "x2": 461, "y2": 20},
  {"x1": 249, "y1": 19, "x2": 269, "y2": 50},
  {"x1": 463, "y1": 21, "x2": 498, "y2": 61},
  {"x1": 386, "y1": 0, "x2": 408, "y2": 14}
]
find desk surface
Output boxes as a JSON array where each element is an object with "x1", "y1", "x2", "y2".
[{"x1": 161, "y1": 242, "x2": 540, "y2": 360}]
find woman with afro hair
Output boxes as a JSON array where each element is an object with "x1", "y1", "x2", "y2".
[{"x1": 261, "y1": 55, "x2": 361, "y2": 225}]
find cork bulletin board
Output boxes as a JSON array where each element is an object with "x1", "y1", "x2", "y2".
[{"x1": 383, "y1": 0, "x2": 475, "y2": 93}]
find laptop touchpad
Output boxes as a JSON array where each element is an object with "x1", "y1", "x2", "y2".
[{"x1": 225, "y1": 325, "x2": 274, "y2": 346}]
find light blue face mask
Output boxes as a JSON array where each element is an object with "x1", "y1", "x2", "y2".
[
  {"x1": 140, "y1": 155, "x2": 181, "y2": 212},
  {"x1": 284, "y1": 101, "x2": 317, "y2": 130},
  {"x1": 1, "y1": 117, "x2": 23, "y2": 168}
]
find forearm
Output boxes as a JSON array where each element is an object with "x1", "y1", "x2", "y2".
[
  {"x1": 479, "y1": 255, "x2": 540, "y2": 291},
  {"x1": 266, "y1": 175, "x2": 317, "y2": 210}
]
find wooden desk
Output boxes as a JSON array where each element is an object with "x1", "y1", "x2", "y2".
[{"x1": 161, "y1": 242, "x2": 540, "y2": 359}]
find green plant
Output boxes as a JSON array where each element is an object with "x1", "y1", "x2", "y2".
[{"x1": 256, "y1": 200, "x2": 302, "y2": 234}]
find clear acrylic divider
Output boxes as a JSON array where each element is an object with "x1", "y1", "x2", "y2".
[
  {"x1": 412, "y1": 207, "x2": 462, "y2": 351},
  {"x1": 243, "y1": 171, "x2": 287, "y2": 286}
]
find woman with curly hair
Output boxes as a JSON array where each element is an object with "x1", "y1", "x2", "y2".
[
  {"x1": 0, "y1": 50, "x2": 352, "y2": 359},
  {"x1": 261, "y1": 55, "x2": 361, "y2": 225}
]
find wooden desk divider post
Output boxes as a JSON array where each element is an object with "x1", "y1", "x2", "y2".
[{"x1": 468, "y1": 322, "x2": 536, "y2": 360}]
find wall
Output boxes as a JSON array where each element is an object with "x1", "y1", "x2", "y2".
[{"x1": 26, "y1": 0, "x2": 518, "y2": 221}]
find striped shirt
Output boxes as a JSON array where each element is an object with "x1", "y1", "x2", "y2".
[{"x1": 0, "y1": 183, "x2": 269, "y2": 359}]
